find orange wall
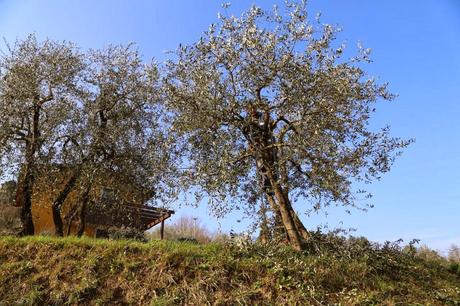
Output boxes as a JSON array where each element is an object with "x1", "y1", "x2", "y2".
[
  {"x1": 31, "y1": 204, "x2": 97, "y2": 237},
  {"x1": 30, "y1": 169, "x2": 149, "y2": 237},
  {"x1": 31, "y1": 175, "x2": 97, "y2": 237}
]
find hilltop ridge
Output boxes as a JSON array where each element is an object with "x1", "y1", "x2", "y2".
[{"x1": 0, "y1": 236, "x2": 459, "y2": 305}]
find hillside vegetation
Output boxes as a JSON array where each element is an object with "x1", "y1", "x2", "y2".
[{"x1": 0, "y1": 235, "x2": 459, "y2": 305}]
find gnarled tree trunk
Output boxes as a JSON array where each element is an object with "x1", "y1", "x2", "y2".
[
  {"x1": 16, "y1": 145, "x2": 38, "y2": 236},
  {"x1": 263, "y1": 167, "x2": 303, "y2": 250},
  {"x1": 16, "y1": 103, "x2": 43, "y2": 236},
  {"x1": 264, "y1": 193, "x2": 290, "y2": 242},
  {"x1": 272, "y1": 186, "x2": 303, "y2": 250}
]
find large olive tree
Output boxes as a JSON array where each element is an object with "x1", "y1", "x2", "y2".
[{"x1": 163, "y1": 2, "x2": 411, "y2": 250}]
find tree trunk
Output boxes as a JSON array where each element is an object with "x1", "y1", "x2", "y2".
[
  {"x1": 247, "y1": 118, "x2": 303, "y2": 250},
  {"x1": 255, "y1": 157, "x2": 299, "y2": 248},
  {"x1": 258, "y1": 198, "x2": 269, "y2": 244},
  {"x1": 77, "y1": 183, "x2": 91, "y2": 237},
  {"x1": 77, "y1": 199, "x2": 87, "y2": 237},
  {"x1": 52, "y1": 172, "x2": 79, "y2": 236},
  {"x1": 277, "y1": 189, "x2": 310, "y2": 241},
  {"x1": 17, "y1": 104, "x2": 42, "y2": 236},
  {"x1": 262, "y1": 161, "x2": 302, "y2": 250},
  {"x1": 16, "y1": 161, "x2": 35, "y2": 236},
  {"x1": 272, "y1": 186, "x2": 303, "y2": 250},
  {"x1": 264, "y1": 192, "x2": 310, "y2": 244},
  {"x1": 264, "y1": 193, "x2": 289, "y2": 242},
  {"x1": 262, "y1": 164, "x2": 302, "y2": 249},
  {"x1": 290, "y1": 208, "x2": 310, "y2": 240},
  {"x1": 64, "y1": 202, "x2": 82, "y2": 236},
  {"x1": 278, "y1": 158, "x2": 310, "y2": 240},
  {"x1": 16, "y1": 175, "x2": 34, "y2": 236}
]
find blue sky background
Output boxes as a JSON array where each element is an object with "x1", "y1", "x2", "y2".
[{"x1": 1, "y1": 0, "x2": 459, "y2": 252}]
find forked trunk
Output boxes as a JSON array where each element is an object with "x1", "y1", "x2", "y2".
[
  {"x1": 264, "y1": 193, "x2": 290, "y2": 242},
  {"x1": 290, "y1": 208, "x2": 310, "y2": 240},
  {"x1": 272, "y1": 186, "x2": 303, "y2": 250},
  {"x1": 278, "y1": 189, "x2": 310, "y2": 241}
]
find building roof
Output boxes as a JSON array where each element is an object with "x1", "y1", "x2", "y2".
[{"x1": 85, "y1": 203, "x2": 174, "y2": 231}]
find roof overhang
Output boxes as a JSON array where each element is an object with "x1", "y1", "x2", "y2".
[{"x1": 86, "y1": 204, "x2": 174, "y2": 231}]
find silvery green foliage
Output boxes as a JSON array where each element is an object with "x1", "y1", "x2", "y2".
[
  {"x1": 0, "y1": 34, "x2": 84, "y2": 179},
  {"x1": 47, "y1": 43, "x2": 180, "y2": 213},
  {"x1": 0, "y1": 36, "x2": 178, "y2": 212},
  {"x1": 163, "y1": 1, "x2": 411, "y2": 218},
  {"x1": 229, "y1": 231, "x2": 253, "y2": 249},
  {"x1": 79, "y1": 44, "x2": 179, "y2": 205}
]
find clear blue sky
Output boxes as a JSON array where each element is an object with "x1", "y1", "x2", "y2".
[{"x1": 1, "y1": 0, "x2": 459, "y2": 251}]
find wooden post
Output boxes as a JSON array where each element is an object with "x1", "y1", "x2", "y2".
[{"x1": 160, "y1": 220, "x2": 165, "y2": 240}]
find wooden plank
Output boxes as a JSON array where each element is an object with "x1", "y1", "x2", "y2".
[
  {"x1": 85, "y1": 202, "x2": 174, "y2": 230},
  {"x1": 145, "y1": 212, "x2": 173, "y2": 230}
]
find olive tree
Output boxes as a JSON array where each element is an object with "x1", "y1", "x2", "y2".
[
  {"x1": 163, "y1": 2, "x2": 411, "y2": 250},
  {"x1": 0, "y1": 35, "x2": 84, "y2": 235},
  {"x1": 51, "y1": 44, "x2": 177, "y2": 236},
  {"x1": 0, "y1": 36, "x2": 177, "y2": 236}
]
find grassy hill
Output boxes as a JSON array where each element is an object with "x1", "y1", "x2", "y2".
[{"x1": 0, "y1": 235, "x2": 459, "y2": 305}]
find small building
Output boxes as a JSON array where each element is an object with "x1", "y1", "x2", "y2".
[{"x1": 1, "y1": 170, "x2": 174, "y2": 238}]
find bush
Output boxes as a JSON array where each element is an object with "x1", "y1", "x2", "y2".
[
  {"x1": 177, "y1": 237, "x2": 199, "y2": 244},
  {"x1": 106, "y1": 226, "x2": 146, "y2": 242},
  {"x1": 148, "y1": 216, "x2": 214, "y2": 243},
  {"x1": 448, "y1": 262, "x2": 460, "y2": 275},
  {"x1": 448, "y1": 244, "x2": 460, "y2": 263},
  {"x1": 0, "y1": 205, "x2": 21, "y2": 236},
  {"x1": 417, "y1": 245, "x2": 444, "y2": 262}
]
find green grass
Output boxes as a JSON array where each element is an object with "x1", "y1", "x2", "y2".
[{"x1": 0, "y1": 235, "x2": 459, "y2": 305}]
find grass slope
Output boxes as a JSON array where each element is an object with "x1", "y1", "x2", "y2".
[{"x1": 0, "y1": 236, "x2": 459, "y2": 305}]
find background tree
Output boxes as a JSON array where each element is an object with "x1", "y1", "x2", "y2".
[
  {"x1": 149, "y1": 215, "x2": 214, "y2": 243},
  {"x1": 0, "y1": 35, "x2": 83, "y2": 235},
  {"x1": 448, "y1": 245, "x2": 460, "y2": 263},
  {"x1": 50, "y1": 44, "x2": 177, "y2": 236},
  {"x1": 0, "y1": 37, "x2": 178, "y2": 236},
  {"x1": 163, "y1": 1, "x2": 411, "y2": 250}
]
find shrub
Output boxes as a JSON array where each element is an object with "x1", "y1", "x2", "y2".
[
  {"x1": 106, "y1": 226, "x2": 147, "y2": 242},
  {"x1": 148, "y1": 216, "x2": 214, "y2": 243},
  {"x1": 0, "y1": 205, "x2": 21, "y2": 236},
  {"x1": 417, "y1": 245, "x2": 444, "y2": 262},
  {"x1": 448, "y1": 244, "x2": 460, "y2": 263},
  {"x1": 177, "y1": 237, "x2": 199, "y2": 244},
  {"x1": 448, "y1": 262, "x2": 460, "y2": 275}
]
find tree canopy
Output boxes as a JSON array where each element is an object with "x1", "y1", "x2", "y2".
[
  {"x1": 0, "y1": 36, "x2": 177, "y2": 236},
  {"x1": 163, "y1": 1, "x2": 411, "y2": 249},
  {"x1": 0, "y1": 35, "x2": 84, "y2": 234}
]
